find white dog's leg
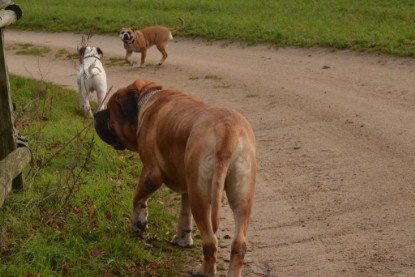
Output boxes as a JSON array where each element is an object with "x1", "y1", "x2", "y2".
[
  {"x1": 79, "y1": 83, "x2": 92, "y2": 117},
  {"x1": 95, "y1": 77, "x2": 107, "y2": 111}
]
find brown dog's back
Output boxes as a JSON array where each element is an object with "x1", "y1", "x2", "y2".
[
  {"x1": 138, "y1": 86, "x2": 256, "y2": 231},
  {"x1": 138, "y1": 26, "x2": 173, "y2": 46}
]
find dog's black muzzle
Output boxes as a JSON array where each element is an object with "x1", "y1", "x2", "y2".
[{"x1": 94, "y1": 110, "x2": 126, "y2": 151}]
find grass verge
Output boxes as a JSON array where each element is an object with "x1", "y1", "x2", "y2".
[
  {"x1": 0, "y1": 75, "x2": 193, "y2": 276},
  {"x1": 9, "y1": 0, "x2": 415, "y2": 57}
]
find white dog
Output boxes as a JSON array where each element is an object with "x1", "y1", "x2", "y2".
[{"x1": 77, "y1": 46, "x2": 107, "y2": 117}]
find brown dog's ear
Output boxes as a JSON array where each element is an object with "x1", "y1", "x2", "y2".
[
  {"x1": 141, "y1": 82, "x2": 163, "y2": 94},
  {"x1": 97, "y1": 47, "x2": 103, "y2": 57},
  {"x1": 132, "y1": 80, "x2": 149, "y2": 92},
  {"x1": 116, "y1": 90, "x2": 139, "y2": 123}
]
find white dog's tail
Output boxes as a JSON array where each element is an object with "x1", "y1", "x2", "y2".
[{"x1": 88, "y1": 61, "x2": 102, "y2": 76}]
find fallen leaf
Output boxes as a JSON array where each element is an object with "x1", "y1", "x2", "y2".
[
  {"x1": 90, "y1": 248, "x2": 103, "y2": 257},
  {"x1": 148, "y1": 262, "x2": 160, "y2": 269}
]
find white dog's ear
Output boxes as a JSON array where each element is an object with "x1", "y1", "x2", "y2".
[
  {"x1": 97, "y1": 47, "x2": 103, "y2": 57},
  {"x1": 78, "y1": 46, "x2": 86, "y2": 57}
]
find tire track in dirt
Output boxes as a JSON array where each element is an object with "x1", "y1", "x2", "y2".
[{"x1": 5, "y1": 30, "x2": 415, "y2": 276}]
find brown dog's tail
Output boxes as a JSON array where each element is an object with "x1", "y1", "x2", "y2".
[
  {"x1": 210, "y1": 124, "x2": 238, "y2": 233},
  {"x1": 169, "y1": 17, "x2": 185, "y2": 33}
]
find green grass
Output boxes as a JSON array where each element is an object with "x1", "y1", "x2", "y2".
[
  {"x1": 0, "y1": 76, "x2": 192, "y2": 276},
  {"x1": 10, "y1": 0, "x2": 415, "y2": 57},
  {"x1": 6, "y1": 43, "x2": 51, "y2": 57}
]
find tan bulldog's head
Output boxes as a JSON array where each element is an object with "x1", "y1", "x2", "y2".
[
  {"x1": 94, "y1": 80, "x2": 157, "y2": 152},
  {"x1": 119, "y1": 27, "x2": 135, "y2": 44}
]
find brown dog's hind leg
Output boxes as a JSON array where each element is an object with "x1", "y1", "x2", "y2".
[
  {"x1": 172, "y1": 193, "x2": 194, "y2": 247},
  {"x1": 225, "y1": 163, "x2": 256, "y2": 277},
  {"x1": 156, "y1": 45, "x2": 168, "y2": 65},
  {"x1": 190, "y1": 216, "x2": 218, "y2": 276},
  {"x1": 227, "y1": 212, "x2": 249, "y2": 277},
  {"x1": 188, "y1": 189, "x2": 218, "y2": 276}
]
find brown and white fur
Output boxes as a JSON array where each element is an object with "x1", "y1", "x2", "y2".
[
  {"x1": 94, "y1": 80, "x2": 256, "y2": 276},
  {"x1": 77, "y1": 46, "x2": 107, "y2": 117},
  {"x1": 119, "y1": 18, "x2": 184, "y2": 67}
]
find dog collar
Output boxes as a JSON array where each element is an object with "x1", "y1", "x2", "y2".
[
  {"x1": 123, "y1": 37, "x2": 135, "y2": 45},
  {"x1": 137, "y1": 88, "x2": 160, "y2": 114},
  {"x1": 82, "y1": 54, "x2": 101, "y2": 61}
]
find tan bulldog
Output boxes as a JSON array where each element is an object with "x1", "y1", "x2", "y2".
[
  {"x1": 94, "y1": 80, "x2": 256, "y2": 277},
  {"x1": 119, "y1": 18, "x2": 184, "y2": 67}
]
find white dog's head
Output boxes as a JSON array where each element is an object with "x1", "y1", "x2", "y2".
[{"x1": 78, "y1": 46, "x2": 103, "y2": 61}]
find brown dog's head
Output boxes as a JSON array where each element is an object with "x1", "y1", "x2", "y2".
[
  {"x1": 94, "y1": 80, "x2": 161, "y2": 152},
  {"x1": 119, "y1": 28, "x2": 135, "y2": 44}
]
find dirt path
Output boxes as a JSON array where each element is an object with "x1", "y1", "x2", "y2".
[{"x1": 4, "y1": 30, "x2": 415, "y2": 276}]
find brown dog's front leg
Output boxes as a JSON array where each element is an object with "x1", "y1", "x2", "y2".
[
  {"x1": 171, "y1": 193, "x2": 193, "y2": 247},
  {"x1": 131, "y1": 170, "x2": 162, "y2": 235}
]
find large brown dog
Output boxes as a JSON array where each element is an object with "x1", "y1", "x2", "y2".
[
  {"x1": 119, "y1": 18, "x2": 184, "y2": 67},
  {"x1": 94, "y1": 80, "x2": 256, "y2": 277}
]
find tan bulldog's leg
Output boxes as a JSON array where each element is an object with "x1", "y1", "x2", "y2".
[
  {"x1": 124, "y1": 50, "x2": 133, "y2": 65},
  {"x1": 139, "y1": 48, "x2": 147, "y2": 67},
  {"x1": 156, "y1": 44, "x2": 168, "y2": 65}
]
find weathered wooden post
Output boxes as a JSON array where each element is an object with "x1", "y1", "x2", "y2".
[{"x1": 0, "y1": 0, "x2": 26, "y2": 207}]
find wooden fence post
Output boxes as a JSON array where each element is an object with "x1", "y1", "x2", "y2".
[
  {"x1": 0, "y1": 27, "x2": 23, "y2": 188},
  {"x1": 0, "y1": 147, "x2": 30, "y2": 206},
  {"x1": 0, "y1": 1, "x2": 25, "y2": 207}
]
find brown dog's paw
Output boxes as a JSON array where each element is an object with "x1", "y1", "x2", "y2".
[
  {"x1": 171, "y1": 234, "x2": 193, "y2": 248},
  {"x1": 131, "y1": 220, "x2": 148, "y2": 236},
  {"x1": 131, "y1": 204, "x2": 148, "y2": 235},
  {"x1": 191, "y1": 264, "x2": 216, "y2": 277}
]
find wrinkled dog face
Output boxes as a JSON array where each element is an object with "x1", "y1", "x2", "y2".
[
  {"x1": 94, "y1": 109, "x2": 126, "y2": 150},
  {"x1": 119, "y1": 28, "x2": 135, "y2": 44},
  {"x1": 94, "y1": 89, "x2": 141, "y2": 151}
]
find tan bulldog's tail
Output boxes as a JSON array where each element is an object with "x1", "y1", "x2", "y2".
[{"x1": 169, "y1": 17, "x2": 185, "y2": 33}]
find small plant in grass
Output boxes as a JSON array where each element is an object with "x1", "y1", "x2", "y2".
[
  {"x1": 55, "y1": 48, "x2": 78, "y2": 60},
  {"x1": 105, "y1": 57, "x2": 127, "y2": 67},
  {"x1": 204, "y1": 74, "x2": 222, "y2": 80},
  {"x1": 13, "y1": 43, "x2": 51, "y2": 57}
]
